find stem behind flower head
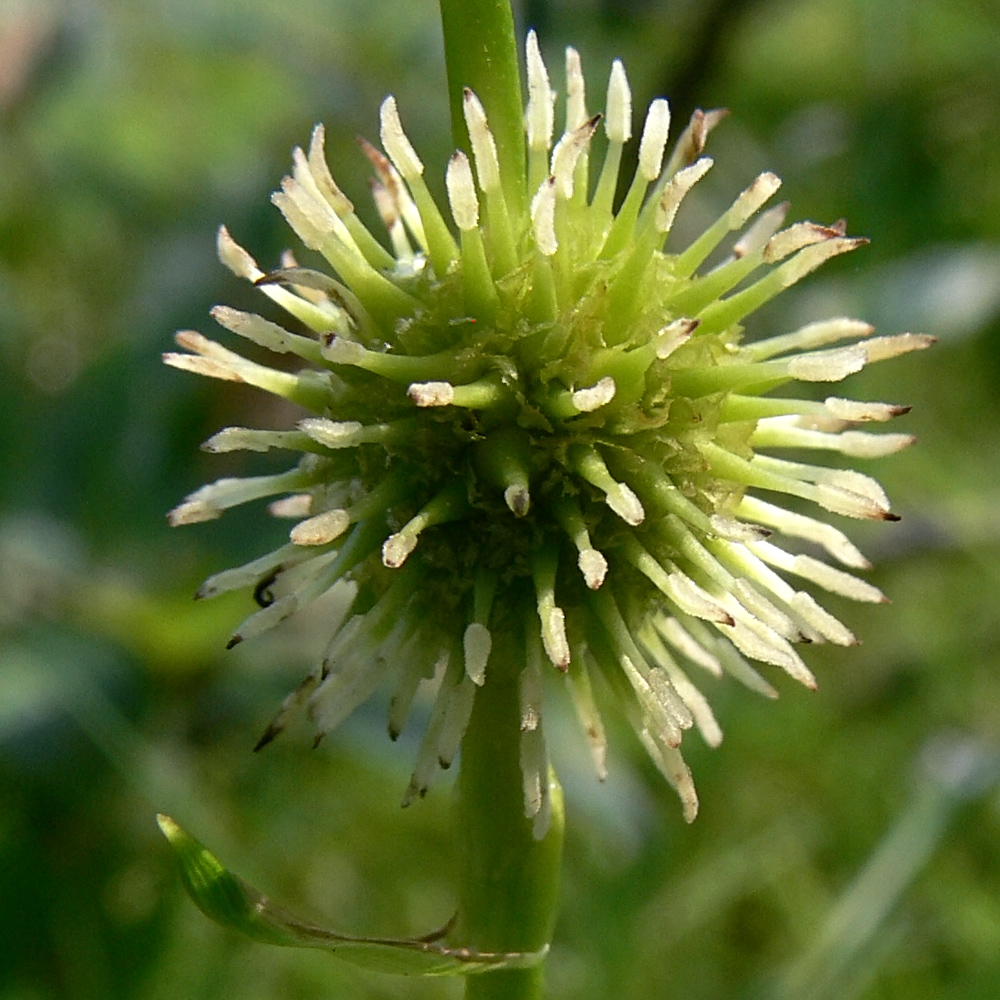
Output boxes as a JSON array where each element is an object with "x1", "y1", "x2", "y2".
[
  {"x1": 439, "y1": 0, "x2": 527, "y2": 217},
  {"x1": 456, "y1": 625, "x2": 564, "y2": 1000}
]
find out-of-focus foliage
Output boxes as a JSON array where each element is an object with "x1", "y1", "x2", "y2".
[{"x1": 2, "y1": 0, "x2": 1000, "y2": 998}]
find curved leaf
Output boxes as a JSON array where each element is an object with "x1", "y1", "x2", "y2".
[{"x1": 157, "y1": 814, "x2": 547, "y2": 976}]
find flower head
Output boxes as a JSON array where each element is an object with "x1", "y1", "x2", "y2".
[{"x1": 166, "y1": 32, "x2": 929, "y2": 830}]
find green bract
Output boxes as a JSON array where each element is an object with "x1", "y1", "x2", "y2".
[{"x1": 166, "y1": 32, "x2": 929, "y2": 826}]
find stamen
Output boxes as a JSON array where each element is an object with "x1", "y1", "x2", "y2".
[
  {"x1": 569, "y1": 444, "x2": 645, "y2": 525},
  {"x1": 737, "y1": 495, "x2": 871, "y2": 569},
  {"x1": 462, "y1": 89, "x2": 502, "y2": 193},
  {"x1": 304, "y1": 126, "x2": 397, "y2": 269},
  {"x1": 379, "y1": 97, "x2": 459, "y2": 277},
  {"x1": 696, "y1": 236, "x2": 868, "y2": 336},
  {"x1": 378, "y1": 95, "x2": 423, "y2": 179},
  {"x1": 532, "y1": 546, "x2": 571, "y2": 670},
  {"x1": 531, "y1": 176, "x2": 558, "y2": 256},
  {"x1": 564, "y1": 47, "x2": 587, "y2": 131},
  {"x1": 604, "y1": 59, "x2": 632, "y2": 144},
  {"x1": 655, "y1": 157, "x2": 714, "y2": 236},
  {"x1": 403, "y1": 647, "x2": 462, "y2": 805},
  {"x1": 550, "y1": 114, "x2": 600, "y2": 199},
  {"x1": 552, "y1": 496, "x2": 608, "y2": 590},
  {"x1": 201, "y1": 427, "x2": 321, "y2": 455},
  {"x1": 210, "y1": 305, "x2": 323, "y2": 364},
  {"x1": 473, "y1": 428, "x2": 533, "y2": 517},
  {"x1": 589, "y1": 60, "x2": 632, "y2": 222},
  {"x1": 163, "y1": 330, "x2": 333, "y2": 410},
  {"x1": 462, "y1": 88, "x2": 517, "y2": 275},
  {"x1": 745, "y1": 317, "x2": 875, "y2": 361},
  {"x1": 463, "y1": 567, "x2": 497, "y2": 686},
  {"x1": 381, "y1": 481, "x2": 469, "y2": 568},
  {"x1": 619, "y1": 533, "x2": 732, "y2": 624},
  {"x1": 747, "y1": 539, "x2": 888, "y2": 603},
  {"x1": 638, "y1": 99, "x2": 671, "y2": 181},
  {"x1": 526, "y1": 30, "x2": 556, "y2": 194},
  {"x1": 463, "y1": 623, "x2": 492, "y2": 687},
  {"x1": 217, "y1": 226, "x2": 344, "y2": 334},
  {"x1": 653, "y1": 615, "x2": 723, "y2": 677},
  {"x1": 446, "y1": 151, "x2": 499, "y2": 318},
  {"x1": 824, "y1": 397, "x2": 912, "y2": 422},
  {"x1": 446, "y1": 150, "x2": 479, "y2": 230},
  {"x1": 764, "y1": 221, "x2": 846, "y2": 263},
  {"x1": 637, "y1": 624, "x2": 723, "y2": 748},
  {"x1": 863, "y1": 333, "x2": 937, "y2": 362},
  {"x1": 732, "y1": 202, "x2": 789, "y2": 259},
  {"x1": 572, "y1": 376, "x2": 617, "y2": 412},
  {"x1": 388, "y1": 640, "x2": 441, "y2": 741},
  {"x1": 269, "y1": 495, "x2": 313, "y2": 519},
  {"x1": 299, "y1": 416, "x2": 414, "y2": 449},
  {"x1": 751, "y1": 419, "x2": 916, "y2": 458},
  {"x1": 408, "y1": 374, "x2": 508, "y2": 410},
  {"x1": 565, "y1": 634, "x2": 609, "y2": 779},
  {"x1": 673, "y1": 172, "x2": 782, "y2": 278},
  {"x1": 290, "y1": 509, "x2": 351, "y2": 546}
]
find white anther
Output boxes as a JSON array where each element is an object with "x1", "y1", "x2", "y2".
[
  {"x1": 638, "y1": 99, "x2": 671, "y2": 181},
  {"x1": 578, "y1": 548, "x2": 608, "y2": 590},
  {"x1": 728, "y1": 172, "x2": 782, "y2": 228},
  {"x1": 462, "y1": 89, "x2": 502, "y2": 193},
  {"x1": 446, "y1": 151, "x2": 479, "y2": 231},
  {"x1": 823, "y1": 397, "x2": 908, "y2": 422},
  {"x1": 307, "y1": 124, "x2": 354, "y2": 215},
  {"x1": 290, "y1": 509, "x2": 350, "y2": 546},
  {"x1": 408, "y1": 381, "x2": 455, "y2": 407},
  {"x1": 656, "y1": 157, "x2": 713, "y2": 233},
  {"x1": 550, "y1": 115, "x2": 599, "y2": 199},
  {"x1": 217, "y1": 226, "x2": 263, "y2": 281},
  {"x1": 571, "y1": 376, "x2": 616, "y2": 412},
  {"x1": 565, "y1": 47, "x2": 587, "y2": 130},
  {"x1": 787, "y1": 344, "x2": 868, "y2": 382},
  {"x1": 530, "y1": 177, "x2": 558, "y2": 256},
  {"x1": 604, "y1": 59, "x2": 632, "y2": 144},
  {"x1": 607, "y1": 482, "x2": 644, "y2": 526},
  {"x1": 526, "y1": 30, "x2": 555, "y2": 152},
  {"x1": 463, "y1": 622, "x2": 491, "y2": 686},
  {"x1": 764, "y1": 222, "x2": 842, "y2": 264},
  {"x1": 379, "y1": 96, "x2": 423, "y2": 179}
]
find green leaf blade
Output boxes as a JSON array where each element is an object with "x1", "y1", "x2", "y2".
[{"x1": 157, "y1": 814, "x2": 547, "y2": 976}]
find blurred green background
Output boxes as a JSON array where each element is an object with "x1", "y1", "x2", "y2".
[{"x1": 3, "y1": 0, "x2": 1000, "y2": 997}]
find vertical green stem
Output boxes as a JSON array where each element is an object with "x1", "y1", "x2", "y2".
[
  {"x1": 438, "y1": 6, "x2": 557, "y2": 995},
  {"x1": 439, "y1": 0, "x2": 527, "y2": 217},
  {"x1": 456, "y1": 627, "x2": 564, "y2": 1000}
]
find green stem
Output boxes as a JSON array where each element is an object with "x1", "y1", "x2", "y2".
[
  {"x1": 456, "y1": 625, "x2": 564, "y2": 1000},
  {"x1": 439, "y1": 0, "x2": 526, "y2": 217}
]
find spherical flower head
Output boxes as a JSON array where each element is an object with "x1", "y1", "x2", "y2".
[{"x1": 165, "y1": 32, "x2": 930, "y2": 830}]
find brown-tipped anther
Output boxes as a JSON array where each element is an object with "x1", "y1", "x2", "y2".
[
  {"x1": 253, "y1": 726, "x2": 280, "y2": 752},
  {"x1": 225, "y1": 635, "x2": 242, "y2": 650}
]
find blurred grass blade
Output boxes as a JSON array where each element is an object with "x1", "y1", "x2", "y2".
[
  {"x1": 157, "y1": 814, "x2": 547, "y2": 976},
  {"x1": 771, "y1": 734, "x2": 1000, "y2": 1000}
]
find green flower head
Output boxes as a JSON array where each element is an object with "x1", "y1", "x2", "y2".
[{"x1": 166, "y1": 32, "x2": 929, "y2": 830}]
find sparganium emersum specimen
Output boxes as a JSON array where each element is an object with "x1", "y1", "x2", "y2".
[{"x1": 166, "y1": 32, "x2": 929, "y2": 829}]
